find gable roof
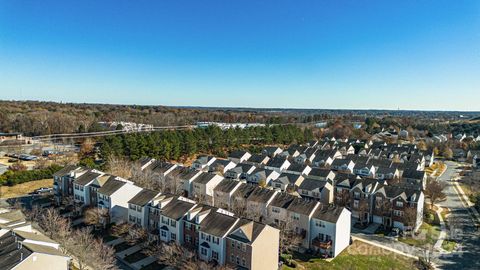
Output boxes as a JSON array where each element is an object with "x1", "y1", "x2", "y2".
[
  {"x1": 229, "y1": 150, "x2": 250, "y2": 159},
  {"x1": 52, "y1": 165, "x2": 81, "y2": 178},
  {"x1": 247, "y1": 187, "x2": 277, "y2": 203},
  {"x1": 232, "y1": 183, "x2": 257, "y2": 199},
  {"x1": 161, "y1": 199, "x2": 195, "y2": 220},
  {"x1": 97, "y1": 178, "x2": 127, "y2": 196},
  {"x1": 193, "y1": 172, "x2": 222, "y2": 185},
  {"x1": 269, "y1": 192, "x2": 297, "y2": 208},
  {"x1": 274, "y1": 173, "x2": 303, "y2": 185},
  {"x1": 247, "y1": 154, "x2": 270, "y2": 164},
  {"x1": 227, "y1": 220, "x2": 266, "y2": 243},
  {"x1": 286, "y1": 198, "x2": 319, "y2": 216},
  {"x1": 266, "y1": 157, "x2": 289, "y2": 168},
  {"x1": 312, "y1": 205, "x2": 346, "y2": 223},
  {"x1": 200, "y1": 211, "x2": 238, "y2": 237},
  {"x1": 298, "y1": 178, "x2": 328, "y2": 191},
  {"x1": 214, "y1": 179, "x2": 243, "y2": 193},
  {"x1": 128, "y1": 189, "x2": 159, "y2": 206},
  {"x1": 73, "y1": 170, "x2": 102, "y2": 186}
]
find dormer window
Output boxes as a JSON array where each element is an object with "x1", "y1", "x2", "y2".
[{"x1": 396, "y1": 201, "x2": 404, "y2": 207}]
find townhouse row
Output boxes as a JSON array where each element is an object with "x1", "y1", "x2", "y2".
[{"x1": 53, "y1": 165, "x2": 351, "y2": 269}]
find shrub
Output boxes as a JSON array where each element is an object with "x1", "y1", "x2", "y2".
[{"x1": 0, "y1": 164, "x2": 62, "y2": 186}]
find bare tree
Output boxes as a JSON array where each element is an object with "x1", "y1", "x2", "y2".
[
  {"x1": 90, "y1": 239, "x2": 118, "y2": 270},
  {"x1": 105, "y1": 155, "x2": 132, "y2": 179},
  {"x1": 146, "y1": 241, "x2": 232, "y2": 270},
  {"x1": 229, "y1": 195, "x2": 248, "y2": 217},
  {"x1": 335, "y1": 190, "x2": 351, "y2": 207},
  {"x1": 131, "y1": 163, "x2": 160, "y2": 190},
  {"x1": 276, "y1": 218, "x2": 303, "y2": 254},
  {"x1": 403, "y1": 207, "x2": 418, "y2": 236},
  {"x1": 69, "y1": 227, "x2": 95, "y2": 270},
  {"x1": 38, "y1": 208, "x2": 64, "y2": 239},
  {"x1": 84, "y1": 207, "x2": 109, "y2": 229},
  {"x1": 424, "y1": 179, "x2": 446, "y2": 209},
  {"x1": 124, "y1": 225, "x2": 148, "y2": 246}
]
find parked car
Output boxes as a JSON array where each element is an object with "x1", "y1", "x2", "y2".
[{"x1": 34, "y1": 187, "x2": 53, "y2": 194}]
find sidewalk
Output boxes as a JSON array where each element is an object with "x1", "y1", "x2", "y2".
[
  {"x1": 451, "y1": 177, "x2": 480, "y2": 222},
  {"x1": 433, "y1": 206, "x2": 447, "y2": 251}
]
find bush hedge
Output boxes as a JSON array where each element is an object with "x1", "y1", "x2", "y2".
[{"x1": 0, "y1": 164, "x2": 62, "y2": 186}]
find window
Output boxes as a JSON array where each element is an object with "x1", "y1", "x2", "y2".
[
  {"x1": 396, "y1": 201, "x2": 404, "y2": 207},
  {"x1": 213, "y1": 236, "x2": 219, "y2": 245},
  {"x1": 242, "y1": 258, "x2": 246, "y2": 266},
  {"x1": 206, "y1": 235, "x2": 211, "y2": 242},
  {"x1": 185, "y1": 235, "x2": 191, "y2": 244},
  {"x1": 212, "y1": 251, "x2": 218, "y2": 260},
  {"x1": 201, "y1": 247, "x2": 207, "y2": 256},
  {"x1": 201, "y1": 233, "x2": 205, "y2": 240},
  {"x1": 170, "y1": 220, "x2": 177, "y2": 228},
  {"x1": 231, "y1": 240, "x2": 235, "y2": 248},
  {"x1": 319, "y1": 233, "x2": 324, "y2": 241},
  {"x1": 394, "y1": 210, "x2": 404, "y2": 217},
  {"x1": 129, "y1": 204, "x2": 136, "y2": 210},
  {"x1": 185, "y1": 223, "x2": 192, "y2": 230},
  {"x1": 237, "y1": 241, "x2": 241, "y2": 249},
  {"x1": 302, "y1": 190, "x2": 308, "y2": 195},
  {"x1": 230, "y1": 254, "x2": 235, "y2": 262},
  {"x1": 242, "y1": 243, "x2": 246, "y2": 252},
  {"x1": 354, "y1": 192, "x2": 360, "y2": 199},
  {"x1": 136, "y1": 206, "x2": 142, "y2": 212},
  {"x1": 136, "y1": 217, "x2": 141, "y2": 225},
  {"x1": 162, "y1": 217, "x2": 169, "y2": 225},
  {"x1": 161, "y1": 230, "x2": 167, "y2": 237},
  {"x1": 236, "y1": 256, "x2": 240, "y2": 265},
  {"x1": 353, "y1": 200, "x2": 359, "y2": 208},
  {"x1": 315, "y1": 220, "x2": 325, "y2": 228},
  {"x1": 272, "y1": 207, "x2": 280, "y2": 213},
  {"x1": 171, "y1": 233, "x2": 176, "y2": 241},
  {"x1": 292, "y1": 214, "x2": 300, "y2": 221}
]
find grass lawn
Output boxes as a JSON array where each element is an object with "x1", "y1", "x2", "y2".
[
  {"x1": 0, "y1": 178, "x2": 53, "y2": 199},
  {"x1": 282, "y1": 241, "x2": 416, "y2": 270},
  {"x1": 398, "y1": 223, "x2": 441, "y2": 247},
  {"x1": 124, "y1": 250, "x2": 148, "y2": 263},
  {"x1": 441, "y1": 240, "x2": 457, "y2": 252}
]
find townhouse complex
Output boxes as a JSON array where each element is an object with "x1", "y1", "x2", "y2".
[
  {"x1": 53, "y1": 137, "x2": 431, "y2": 269},
  {"x1": 0, "y1": 210, "x2": 70, "y2": 270}
]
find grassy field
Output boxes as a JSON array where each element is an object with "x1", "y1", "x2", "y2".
[
  {"x1": 398, "y1": 222, "x2": 441, "y2": 248},
  {"x1": 0, "y1": 157, "x2": 37, "y2": 168},
  {"x1": 282, "y1": 241, "x2": 416, "y2": 270},
  {"x1": 0, "y1": 178, "x2": 53, "y2": 199}
]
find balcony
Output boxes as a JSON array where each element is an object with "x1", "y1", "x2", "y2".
[{"x1": 311, "y1": 238, "x2": 332, "y2": 250}]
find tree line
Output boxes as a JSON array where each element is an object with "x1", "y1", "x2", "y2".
[
  {"x1": 100, "y1": 125, "x2": 314, "y2": 161},
  {"x1": 0, "y1": 164, "x2": 62, "y2": 186}
]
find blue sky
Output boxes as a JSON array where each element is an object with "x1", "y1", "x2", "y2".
[{"x1": 0, "y1": 0, "x2": 479, "y2": 110}]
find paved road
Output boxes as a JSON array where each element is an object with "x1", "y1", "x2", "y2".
[{"x1": 435, "y1": 161, "x2": 480, "y2": 270}]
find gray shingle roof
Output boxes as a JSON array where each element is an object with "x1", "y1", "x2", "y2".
[
  {"x1": 200, "y1": 211, "x2": 238, "y2": 237},
  {"x1": 73, "y1": 170, "x2": 101, "y2": 186},
  {"x1": 97, "y1": 178, "x2": 126, "y2": 196},
  {"x1": 128, "y1": 189, "x2": 159, "y2": 206},
  {"x1": 161, "y1": 199, "x2": 195, "y2": 220},
  {"x1": 312, "y1": 205, "x2": 345, "y2": 223}
]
